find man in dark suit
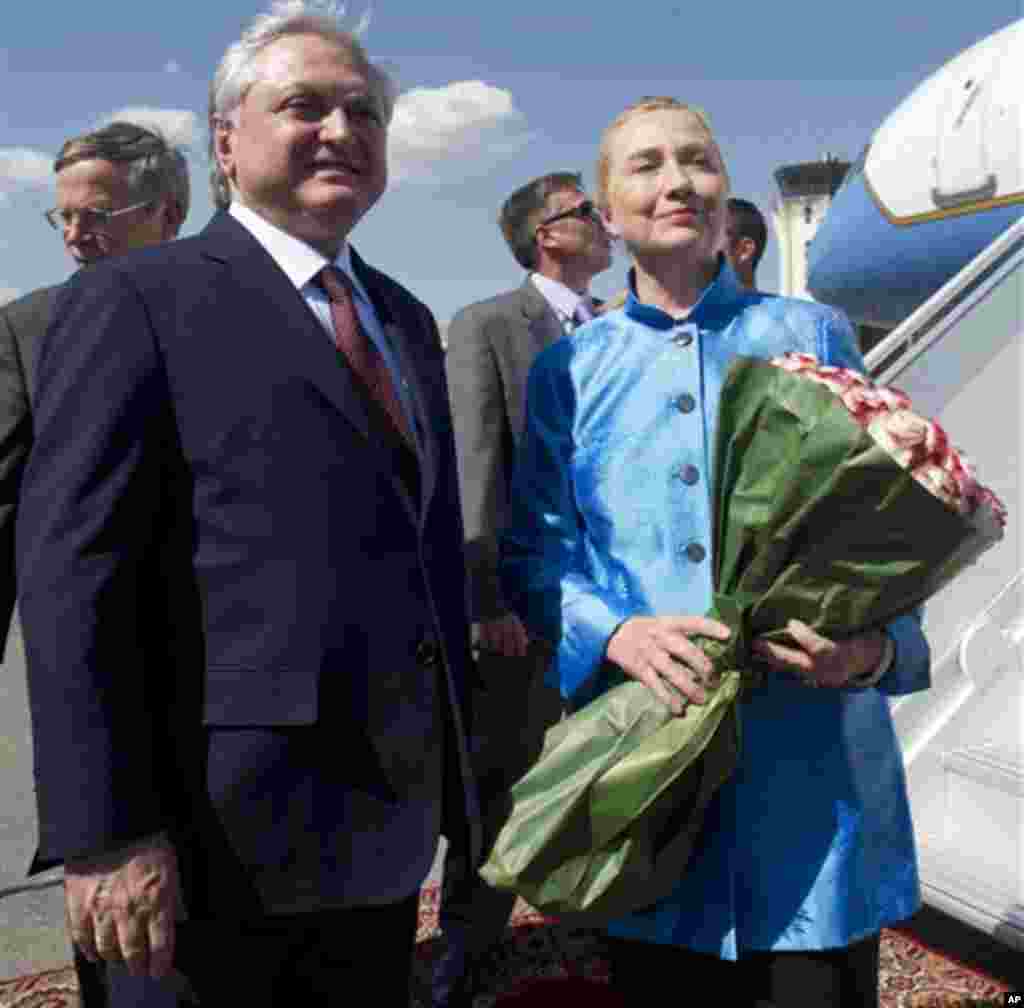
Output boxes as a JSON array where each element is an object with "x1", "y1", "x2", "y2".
[
  {"x1": 0, "y1": 121, "x2": 188, "y2": 1005},
  {"x1": 434, "y1": 173, "x2": 611, "y2": 1006},
  {"x1": 16, "y1": 6, "x2": 478, "y2": 1006},
  {"x1": 0, "y1": 121, "x2": 189, "y2": 638}
]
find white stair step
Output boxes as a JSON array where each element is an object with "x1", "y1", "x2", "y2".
[
  {"x1": 941, "y1": 743, "x2": 1024, "y2": 902},
  {"x1": 944, "y1": 743, "x2": 1024, "y2": 794},
  {"x1": 916, "y1": 835, "x2": 1024, "y2": 951}
]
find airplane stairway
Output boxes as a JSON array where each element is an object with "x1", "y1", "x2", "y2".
[{"x1": 864, "y1": 217, "x2": 1024, "y2": 948}]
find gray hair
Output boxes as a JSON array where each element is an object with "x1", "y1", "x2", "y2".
[
  {"x1": 208, "y1": 1, "x2": 396, "y2": 209},
  {"x1": 55, "y1": 121, "x2": 191, "y2": 222}
]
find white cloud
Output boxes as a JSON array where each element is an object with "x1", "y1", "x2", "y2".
[
  {"x1": 0, "y1": 148, "x2": 52, "y2": 205},
  {"x1": 164, "y1": 59, "x2": 182, "y2": 74},
  {"x1": 388, "y1": 81, "x2": 532, "y2": 186},
  {"x1": 0, "y1": 288, "x2": 21, "y2": 306},
  {"x1": 102, "y1": 107, "x2": 198, "y2": 149}
]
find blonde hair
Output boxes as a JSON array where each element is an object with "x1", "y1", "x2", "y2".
[{"x1": 595, "y1": 97, "x2": 727, "y2": 212}]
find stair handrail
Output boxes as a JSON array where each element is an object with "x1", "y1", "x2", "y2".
[{"x1": 864, "y1": 215, "x2": 1024, "y2": 382}]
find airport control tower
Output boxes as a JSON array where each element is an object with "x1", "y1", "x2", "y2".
[{"x1": 772, "y1": 156, "x2": 850, "y2": 299}]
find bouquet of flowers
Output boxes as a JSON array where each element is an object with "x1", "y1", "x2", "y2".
[{"x1": 479, "y1": 353, "x2": 1005, "y2": 922}]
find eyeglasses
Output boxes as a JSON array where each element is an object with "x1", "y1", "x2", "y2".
[
  {"x1": 536, "y1": 199, "x2": 601, "y2": 232},
  {"x1": 45, "y1": 200, "x2": 155, "y2": 234}
]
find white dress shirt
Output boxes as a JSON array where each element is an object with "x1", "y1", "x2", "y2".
[
  {"x1": 228, "y1": 202, "x2": 418, "y2": 435},
  {"x1": 530, "y1": 273, "x2": 594, "y2": 332}
]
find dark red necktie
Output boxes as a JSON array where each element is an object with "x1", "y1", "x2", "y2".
[{"x1": 318, "y1": 265, "x2": 412, "y2": 443}]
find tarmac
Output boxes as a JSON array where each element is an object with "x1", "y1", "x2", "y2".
[
  {"x1": 0, "y1": 614, "x2": 70, "y2": 979},
  {"x1": 0, "y1": 612, "x2": 447, "y2": 980}
]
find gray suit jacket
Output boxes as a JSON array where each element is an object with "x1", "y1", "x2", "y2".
[
  {"x1": 444, "y1": 278, "x2": 563, "y2": 621},
  {"x1": 0, "y1": 285, "x2": 59, "y2": 639}
]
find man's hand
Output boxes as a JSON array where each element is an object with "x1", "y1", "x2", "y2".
[
  {"x1": 476, "y1": 611, "x2": 530, "y2": 658},
  {"x1": 64, "y1": 832, "x2": 179, "y2": 980},
  {"x1": 753, "y1": 619, "x2": 886, "y2": 688},
  {"x1": 605, "y1": 615, "x2": 732, "y2": 715}
]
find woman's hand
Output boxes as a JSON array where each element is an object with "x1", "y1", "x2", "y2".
[
  {"x1": 605, "y1": 615, "x2": 731, "y2": 714},
  {"x1": 753, "y1": 619, "x2": 885, "y2": 688}
]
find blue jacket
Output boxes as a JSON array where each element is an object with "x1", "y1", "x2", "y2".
[{"x1": 501, "y1": 260, "x2": 928, "y2": 956}]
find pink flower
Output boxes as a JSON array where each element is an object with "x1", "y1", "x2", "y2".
[
  {"x1": 978, "y1": 488, "x2": 1009, "y2": 527},
  {"x1": 867, "y1": 414, "x2": 923, "y2": 468},
  {"x1": 876, "y1": 387, "x2": 912, "y2": 412},
  {"x1": 766, "y1": 352, "x2": 1005, "y2": 527},
  {"x1": 883, "y1": 410, "x2": 931, "y2": 461},
  {"x1": 773, "y1": 352, "x2": 818, "y2": 372},
  {"x1": 912, "y1": 463, "x2": 963, "y2": 512}
]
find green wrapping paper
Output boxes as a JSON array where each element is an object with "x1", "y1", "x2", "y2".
[{"x1": 480, "y1": 356, "x2": 994, "y2": 923}]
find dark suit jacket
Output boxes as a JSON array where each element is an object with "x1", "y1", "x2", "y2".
[
  {"x1": 16, "y1": 211, "x2": 479, "y2": 918},
  {"x1": 444, "y1": 279, "x2": 564, "y2": 622},
  {"x1": 0, "y1": 285, "x2": 59, "y2": 639}
]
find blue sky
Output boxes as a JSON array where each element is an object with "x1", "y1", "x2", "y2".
[{"x1": 1, "y1": 1, "x2": 1019, "y2": 321}]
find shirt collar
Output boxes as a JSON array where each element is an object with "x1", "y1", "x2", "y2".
[
  {"x1": 530, "y1": 272, "x2": 591, "y2": 321},
  {"x1": 623, "y1": 254, "x2": 741, "y2": 329},
  {"x1": 228, "y1": 202, "x2": 372, "y2": 307}
]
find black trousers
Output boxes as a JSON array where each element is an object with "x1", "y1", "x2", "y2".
[
  {"x1": 438, "y1": 648, "x2": 562, "y2": 943},
  {"x1": 604, "y1": 932, "x2": 881, "y2": 1008},
  {"x1": 434, "y1": 643, "x2": 563, "y2": 1002},
  {"x1": 97, "y1": 893, "x2": 420, "y2": 1007}
]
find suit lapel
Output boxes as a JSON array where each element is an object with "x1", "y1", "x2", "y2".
[
  {"x1": 387, "y1": 320, "x2": 438, "y2": 516},
  {"x1": 519, "y1": 278, "x2": 563, "y2": 355},
  {"x1": 352, "y1": 250, "x2": 440, "y2": 524},
  {"x1": 198, "y1": 213, "x2": 420, "y2": 521}
]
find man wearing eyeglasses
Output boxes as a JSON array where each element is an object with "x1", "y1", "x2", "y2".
[
  {"x1": 435, "y1": 173, "x2": 611, "y2": 1007},
  {"x1": 0, "y1": 120, "x2": 187, "y2": 1004},
  {"x1": 0, "y1": 119, "x2": 189, "y2": 635}
]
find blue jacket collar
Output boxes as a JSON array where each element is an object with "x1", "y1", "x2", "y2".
[{"x1": 624, "y1": 254, "x2": 742, "y2": 329}]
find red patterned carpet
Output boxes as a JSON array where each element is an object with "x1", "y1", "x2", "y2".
[{"x1": 0, "y1": 885, "x2": 1013, "y2": 1007}]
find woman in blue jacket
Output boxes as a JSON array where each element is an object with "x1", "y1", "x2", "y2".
[{"x1": 500, "y1": 97, "x2": 930, "y2": 1007}]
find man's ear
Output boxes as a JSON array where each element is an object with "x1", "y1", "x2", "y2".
[
  {"x1": 736, "y1": 235, "x2": 757, "y2": 266},
  {"x1": 212, "y1": 117, "x2": 235, "y2": 183},
  {"x1": 599, "y1": 207, "x2": 621, "y2": 239},
  {"x1": 535, "y1": 223, "x2": 556, "y2": 252},
  {"x1": 161, "y1": 199, "x2": 185, "y2": 240}
]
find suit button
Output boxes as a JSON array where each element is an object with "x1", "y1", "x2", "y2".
[
  {"x1": 677, "y1": 464, "x2": 700, "y2": 485},
  {"x1": 416, "y1": 639, "x2": 439, "y2": 668},
  {"x1": 676, "y1": 394, "x2": 696, "y2": 414},
  {"x1": 683, "y1": 542, "x2": 706, "y2": 563}
]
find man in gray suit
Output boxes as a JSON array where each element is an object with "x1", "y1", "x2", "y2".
[
  {"x1": 435, "y1": 172, "x2": 611, "y2": 1006},
  {"x1": 0, "y1": 120, "x2": 188, "y2": 1002}
]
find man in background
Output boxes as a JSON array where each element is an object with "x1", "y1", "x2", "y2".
[
  {"x1": 0, "y1": 121, "x2": 189, "y2": 635},
  {"x1": 724, "y1": 196, "x2": 768, "y2": 291},
  {"x1": 436, "y1": 172, "x2": 611, "y2": 1006},
  {"x1": 0, "y1": 120, "x2": 188, "y2": 1004}
]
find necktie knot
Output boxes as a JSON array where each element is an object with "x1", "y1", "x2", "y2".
[
  {"x1": 563, "y1": 300, "x2": 592, "y2": 335},
  {"x1": 319, "y1": 264, "x2": 353, "y2": 304}
]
